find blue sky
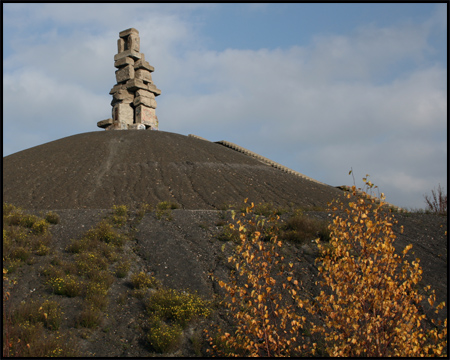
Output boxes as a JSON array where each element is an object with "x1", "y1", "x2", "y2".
[{"x1": 3, "y1": 3, "x2": 447, "y2": 210}]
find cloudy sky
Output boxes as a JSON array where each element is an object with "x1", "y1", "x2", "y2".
[{"x1": 3, "y1": 3, "x2": 447, "y2": 210}]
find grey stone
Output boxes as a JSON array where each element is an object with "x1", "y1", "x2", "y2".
[
  {"x1": 135, "y1": 68, "x2": 152, "y2": 83},
  {"x1": 99, "y1": 28, "x2": 160, "y2": 130},
  {"x1": 136, "y1": 89, "x2": 155, "y2": 98},
  {"x1": 114, "y1": 57, "x2": 134, "y2": 69},
  {"x1": 115, "y1": 64, "x2": 135, "y2": 83},
  {"x1": 112, "y1": 89, "x2": 134, "y2": 102},
  {"x1": 109, "y1": 84, "x2": 125, "y2": 95},
  {"x1": 134, "y1": 57, "x2": 154, "y2": 72},
  {"x1": 133, "y1": 95, "x2": 157, "y2": 108},
  {"x1": 97, "y1": 118, "x2": 113, "y2": 129},
  {"x1": 147, "y1": 83, "x2": 161, "y2": 96},
  {"x1": 112, "y1": 103, "x2": 134, "y2": 124},
  {"x1": 119, "y1": 27, "x2": 139, "y2": 38},
  {"x1": 114, "y1": 50, "x2": 141, "y2": 61}
]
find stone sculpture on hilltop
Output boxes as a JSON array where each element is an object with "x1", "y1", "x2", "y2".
[{"x1": 98, "y1": 28, "x2": 161, "y2": 130}]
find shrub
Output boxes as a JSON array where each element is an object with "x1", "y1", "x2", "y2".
[
  {"x1": 115, "y1": 260, "x2": 131, "y2": 278},
  {"x1": 31, "y1": 219, "x2": 49, "y2": 234},
  {"x1": 14, "y1": 300, "x2": 64, "y2": 331},
  {"x1": 281, "y1": 213, "x2": 330, "y2": 244},
  {"x1": 48, "y1": 274, "x2": 82, "y2": 297},
  {"x1": 157, "y1": 201, "x2": 179, "y2": 210},
  {"x1": 39, "y1": 300, "x2": 63, "y2": 330},
  {"x1": 84, "y1": 220, "x2": 125, "y2": 247},
  {"x1": 77, "y1": 305, "x2": 102, "y2": 328},
  {"x1": 424, "y1": 184, "x2": 447, "y2": 215},
  {"x1": 35, "y1": 244, "x2": 50, "y2": 256},
  {"x1": 44, "y1": 211, "x2": 60, "y2": 224},
  {"x1": 145, "y1": 288, "x2": 211, "y2": 328},
  {"x1": 156, "y1": 201, "x2": 179, "y2": 221},
  {"x1": 254, "y1": 202, "x2": 286, "y2": 216},
  {"x1": 147, "y1": 316, "x2": 182, "y2": 353},
  {"x1": 19, "y1": 214, "x2": 40, "y2": 229},
  {"x1": 312, "y1": 181, "x2": 447, "y2": 356},
  {"x1": 112, "y1": 204, "x2": 128, "y2": 217},
  {"x1": 206, "y1": 199, "x2": 311, "y2": 357},
  {"x1": 75, "y1": 251, "x2": 108, "y2": 277},
  {"x1": 130, "y1": 271, "x2": 158, "y2": 289},
  {"x1": 217, "y1": 224, "x2": 240, "y2": 242},
  {"x1": 135, "y1": 203, "x2": 153, "y2": 222},
  {"x1": 10, "y1": 246, "x2": 31, "y2": 262}
]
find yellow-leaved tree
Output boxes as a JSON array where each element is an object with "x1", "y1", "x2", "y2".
[
  {"x1": 313, "y1": 177, "x2": 447, "y2": 356},
  {"x1": 205, "y1": 200, "x2": 313, "y2": 357}
]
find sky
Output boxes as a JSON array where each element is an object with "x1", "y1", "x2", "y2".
[{"x1": 3, "y1": 3, "x2": 447, "y2": 210}]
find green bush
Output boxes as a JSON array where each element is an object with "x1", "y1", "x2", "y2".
[
  {"x1": 115, "y1": 260, "x2": 131, "y2": 278},
  {"x1": 13, "y1": 300, "x2": 62, "y2": 331},
  {"x1": 145, "y1": 288, "x2": 211, "y2": 328},
  {"x1": 84, "y1": 220, "x2": 125, "y2": 247},
  {"x1": 281, "y1": 213, "x2": 330, "y2": 244},
  {"x1": 157, "y1": 201, "x2": 180, "y2": 210},
  {"x1": 147, "y1": 316, "x2": 182, "y2": 353},
  {"x1": 77, "y1": 305, "x2": 102, "y2": 328},
  {"x1": 39, "y1": 300, "x2": 63, "y2": 330},
  {"x1": 130, "y1": 271, "x2": 158, "y2": 289},
  {"x1": 31, "y1": 219, "x2": 49, "y2": 234},
  {"x1": 45, "y1": 211, "x2": 60, "y2": 224},
  {"x1": 48, "y1": 274, "x2": 82, "y2": 297}
]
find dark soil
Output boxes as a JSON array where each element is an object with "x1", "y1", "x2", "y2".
[
  {"x1": 5, "y1": 208, "x2": 447, "y2": 357},
  {"x1": 3, "y1": 130, "x2": 346, "y2": 210},
  {"x1": 3, "y1": 130, "x2": 447, "y2": 356}
]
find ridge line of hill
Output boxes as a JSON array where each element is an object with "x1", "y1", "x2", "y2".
[{"x1": 188, "y1": 134, "x2": 327, "y2": 186}]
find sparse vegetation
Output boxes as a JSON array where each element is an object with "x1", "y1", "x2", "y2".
[
  {"x1": 424, "y1": 184, "x2": 447, "y2": 216},
  {"x1": 155, "y1": 201, "x2": 179, "y2": 220},
  {"x1": 280, "y1": 211, "x2": 330, "y2": 244},
  {"x1": 3, "y1": 189, "x2": 447, "y2": 357},
  {"x1": 130, "y1": 271, "x2": 159, "y2": 289},
  {"x1": 145, "y1": 288, "x2": 211, "y2": 353}
]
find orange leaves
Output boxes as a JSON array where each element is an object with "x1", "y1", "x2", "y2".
[
  {"x1": 207, "y1": 201, "x2": 312, "y2": 357},
  {"x1": 315, "y1": 177, "x2": 447, "y2": 357}
]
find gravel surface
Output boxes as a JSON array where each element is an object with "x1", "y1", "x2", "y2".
[
  {"x1": 3, "y1": 130, "x2": 447, "y2": 356},
  {"x1": 3, "y1": 130, "x2": 346, "y2": 210}
]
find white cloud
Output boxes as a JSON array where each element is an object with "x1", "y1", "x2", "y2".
[{"x1": 3, "y1": 4, "x2": 446, "y2": 209}]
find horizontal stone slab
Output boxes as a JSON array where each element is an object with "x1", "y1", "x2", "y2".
[
  {"x1": 97, "y1": 118, "x2": 113, "y2": 129},
  {"x1": 133, "y1": 95, "x2": 157, "y2": 108},
  {"x1": 109, "y1": 84, "x2": 125, "y2": 95},
  {"x1": 134, "y1": 58, "x2": 154, "y2": 72},
  {"x1": 125, "y1": 78, "x2": 149, "y2": 91},
  {"x1": 136, "y1": 89, "x2": 155, "y2": 98},
  {"x1": 135, "y1": 68, "x2": 152, "y2": 83},
  {"x1": 119, "y1": 28, "x2": 139, "y2": 38},
  {"x1": 112, "y1": 89, "x2": 134, "y2": 102},
  {"x1": 114, "y1": 50, "x2": 141, "y2": 61},
  {"x1": 115, "y1": 64, "x2": 135, "y2": 84},
  {"x1": 147, "y1": 83, "x2": 161, "y2": 96},
  {"x1": 114, "y1": 57, "x2": 134, "y2": 69}
]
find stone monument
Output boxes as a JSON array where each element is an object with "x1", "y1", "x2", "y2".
[{"x1": 97, "y1": 28, "x2": 161, "y2": 130}]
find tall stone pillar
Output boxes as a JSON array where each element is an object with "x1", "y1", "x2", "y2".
[{"x1": 97, "y1": 28, "x2": 161, "y2": 130}]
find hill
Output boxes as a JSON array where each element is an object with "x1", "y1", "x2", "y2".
[
  {"x1": 3, "y1": 130, "x2": 345, "y2": 210},
  {"x1": 3, "y1": 130, "x2": 447, "y2": 356}
]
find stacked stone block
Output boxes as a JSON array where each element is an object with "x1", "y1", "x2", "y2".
[{"x1": 97, "y1": 28, "x2": 161, "y2": 130}]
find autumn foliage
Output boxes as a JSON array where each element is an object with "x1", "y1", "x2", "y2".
[
  {"x1": 313, "y1": 179, "x2": 447, "y2": 356},
  {"x1": 207, "y1": 178, "x2": 447, "y2": 357},
  {"x1": 205, "y1": 200, "x2": 312, "y2": 356}
]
